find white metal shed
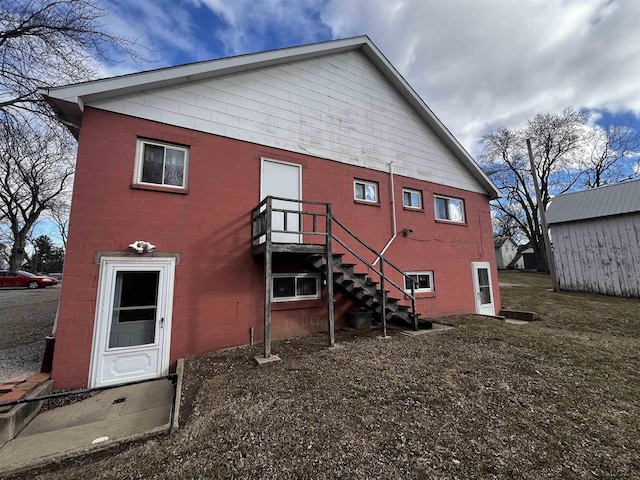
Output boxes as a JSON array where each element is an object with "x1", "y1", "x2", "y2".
[{"x1": 546, "y1": 179, "x2": 640, "y2": 297}]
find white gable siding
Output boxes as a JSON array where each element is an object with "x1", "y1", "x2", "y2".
[{"x1": 90, "y1": 51, "x2": 484, "y2": 193}]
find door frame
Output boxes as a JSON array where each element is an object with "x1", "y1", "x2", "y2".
[
  {"x1": 260, "y1": 157, "x2": 302, "y2": 243},
  {"x1": 89, "y1": 256, "x2": 176, "y2": 387},
  {"x1": 471, "y1": 261, "x2": 495, "y2": 316}
]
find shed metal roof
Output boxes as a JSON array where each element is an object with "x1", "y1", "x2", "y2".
[{"x1": 546, "y1": 179, "x2": 640, "y2": 224}]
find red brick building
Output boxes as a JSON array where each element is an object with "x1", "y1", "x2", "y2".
[{"x1": 42, "y1": 37, "x2": 501, "y2": 389}]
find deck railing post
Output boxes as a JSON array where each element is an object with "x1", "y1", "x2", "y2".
[
  {"x1": 380, "y1": 257, "x2": 387, "y2": 337},
  {"x1": 264, "y1": 197, "x2": 273, "y2": 358},
  {"x1": 326, "y1": 204, "x2": 335, "y2": 347}
]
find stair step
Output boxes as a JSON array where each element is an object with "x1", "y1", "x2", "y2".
[{"x1": 339, "y1": 263, "x2": 356, "y2": 273}]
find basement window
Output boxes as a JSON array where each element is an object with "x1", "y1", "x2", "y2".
[
  {"x1": 272, "y1": 273, "x2": 320, "y2": 301},
  {"x1": 404, "y1": 271, "x2": 434, "y2": 293},
  {"x1": 134, "y1": 139, "x2": 189, "y2": 190}
]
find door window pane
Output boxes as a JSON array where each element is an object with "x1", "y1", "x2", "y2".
[{"x1": 109, "y1": 271, "x2": 159, "y2": 348}]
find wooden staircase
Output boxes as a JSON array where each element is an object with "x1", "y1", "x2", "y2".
[
  {"x1": 307, "y1": 253, "x2": 429, "y2": 330},
  {"x1": 251, "y1": 196, "x2": 431, "y2": 359}
]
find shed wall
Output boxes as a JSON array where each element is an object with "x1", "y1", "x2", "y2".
[{"x1": 551, "y1": 213, "x2": 640, "y2": 297}]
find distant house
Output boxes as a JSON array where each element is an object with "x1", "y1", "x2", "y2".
[
  {"x1": 494, "y1": 236, "x2": 524, "y2": 269},
  {"x1": 546, "y1": 179, "x2": 640, "y2": 297},
  {"x1": 41, "y1": 36, "x2": 502, "y2": 389}
]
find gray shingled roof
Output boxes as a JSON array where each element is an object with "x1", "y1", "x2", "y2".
[{"x1": 546, "y1": 179, "x2": 640, "y2": 224}]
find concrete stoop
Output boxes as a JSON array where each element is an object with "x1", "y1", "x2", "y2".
[
  {"x1": 500, "y1": 309, "x2": 539, "y2": 322},
  {"x1": 0, "y1": 376, "x2": 54, "y2": 442},
  {"x1": 0, "y1": 364, "x2": 183, "y2": 477}
]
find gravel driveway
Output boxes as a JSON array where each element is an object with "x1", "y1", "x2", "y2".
[{"x1": 0, "y1": 286, "x2": 60, "y2": 383}]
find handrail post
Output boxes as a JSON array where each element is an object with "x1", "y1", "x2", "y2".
[
  {"x1": 411, "y1": 279, "x2": 417, "y2": 330},
  {"x1": 326, "y1": 204, "x2": 335, "y2": 347},
  {"x1": 263, "y1": 196, "x2": 273, "y2": 358},
  {"x1": 380, "y1": 257, "x2": 387, "y2": 338}
]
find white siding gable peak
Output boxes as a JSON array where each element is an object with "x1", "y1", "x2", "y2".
[{"x1": 40, "y1": 36, "x2": 500, "y2": 199}]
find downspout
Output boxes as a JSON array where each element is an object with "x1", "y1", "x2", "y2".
[{"x1": 373, "y1": 161, "x2": 397, "y2": 266}]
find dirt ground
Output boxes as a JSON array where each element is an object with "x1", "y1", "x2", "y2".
[
  {"x1": 0, "y1": 286, "x2": 59, "y2": 351},
  {"x1": 5, "y1": 273, "x2": 640, "y2": 479}
]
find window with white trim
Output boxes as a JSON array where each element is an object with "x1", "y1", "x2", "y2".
[
  {"x1": 434, "y1": 195, "x2": 465, "y2": 222},
  {"x1": 135, "y1": 139, "x2": 189, "y2": 189},
  {"x1": 402, "y1": 188, "x2": 422, "y2": 209},
  {"x1": 354, "y1": 179, "x2": 378, "y2": 203},
  {"x1": 404, "y1": 271, "x2": 434, "y2": 293},
  {"x1": 272, "y1": 273, "x2": 320, "y2": 301}
]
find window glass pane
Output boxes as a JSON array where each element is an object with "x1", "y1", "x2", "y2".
[
  {"x1": 354, "y1": 183, "x2": 365, "y2": 200},
  {"x1": 296, "y1": 277, "x2": 317, "y2": 296},
  {"x1": 141, "y1": 144, "x2": 164, "y2": 184},
  {"x1": 164, "y1": 148, "x2": 185, "y2": 186},
  {"x1": 404, "y1": 190, "x2": 421, "y2": 207},
  {"x1": 273, "y1": 277, "x2": 296, "y2": 298},
  {"x1": 435, "y1": 197, "x2": 448, "y2": 219},
  {"x1": 109, "y1": 271, "x2": 158, "y2": 348},
  {"x1": 479, "y1": 286, "x2": 491, "y2": 304},
  {"x1": 405, "y1": 274, "x2": 417, "y2": 290},
  {"x1": 365, "y1": 184, "x2": 377, "y2": 202},
  {"x1": 118, "y1": 271, "x2": 159, "y2": 308},
  {"x1": 448, "y1": 199, "x2": 464, "y2": 222},
  {"x1": 477, "y1": 268, "x2": 489, "y2": 287},
  {"x1": 417, "y1": 274, "x2": 431, "y2": 289},
  {"x1": 118, "y1": 308, "x2": 157, "y2": 323}
]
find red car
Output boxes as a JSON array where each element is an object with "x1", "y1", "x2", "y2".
[{"x1": 0, "y1": 270, "x2": 58, "y2": 289}]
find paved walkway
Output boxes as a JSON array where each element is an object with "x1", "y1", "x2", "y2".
[{"x1": 0, "y1": 379, "x2": 174, "y2": 475}]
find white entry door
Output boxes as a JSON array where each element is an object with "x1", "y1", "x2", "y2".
[
  {"x1": 90, "y1": 256, "x2": 175, "y2": 387},
  {"x1": 261, "y1": 158, "x2": 301, "y2": 243},
  {"x1": 472, "y1": 262, "x2": 495, "y2": 316}
]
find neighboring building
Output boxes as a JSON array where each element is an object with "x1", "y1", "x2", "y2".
[
  {"x1": 494, "y1": 236, "x2": 524, "y2": 269},
  {"x1": 41, "y1": 36, "x2": 501, "y2": 389},
  {"x1": 546, "y1": 179, "x2": 640, "y2": 297}
]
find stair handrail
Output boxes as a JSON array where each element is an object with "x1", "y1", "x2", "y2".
[{"x1": 331, "y1": 215, "x2": 417, "y2": 328}]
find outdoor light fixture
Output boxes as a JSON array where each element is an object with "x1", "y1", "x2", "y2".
[
  {"x1": 128, "y1": 241, "x2": 156, "y2": 254},
  {"x1": 402, "y1": 228, "x2": 414, "y2": 236}
]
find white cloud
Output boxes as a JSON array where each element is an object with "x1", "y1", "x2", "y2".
[{"x1": 321, "y1": 0, "x2": 640, "y2": 155}]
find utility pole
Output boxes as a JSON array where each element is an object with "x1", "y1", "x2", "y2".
[{"x1": 526, "y1": 138, "x2": 560, "y2": 291}]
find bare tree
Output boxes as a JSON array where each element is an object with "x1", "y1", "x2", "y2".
[
  {"x1": 0, "y1": 0, "x2": 145, "y2": 120},
  {"x1": 582, "y1": 123, "x2": 640, "y2": 188},
  {"x1": 0, "y1": 118, "x2": 74, "y2": 269},
  {"x1": 48, "y1": 197, "x2": 70, "y2": 249},
  {"x1": 482, "y1": 108, "x2": 590, "y2": 271}
]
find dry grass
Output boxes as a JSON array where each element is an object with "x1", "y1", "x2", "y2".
[
  {"x1": 6, "y1": 273, "x2": 640, "y2": 479},
  {"x1": 0, "y1": 287, "x2": 59, "y2": 350}
]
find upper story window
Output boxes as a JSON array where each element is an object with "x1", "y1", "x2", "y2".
[
  {"x1": 434, "y1": 195, "x2": 465, "y2": 223},
  {"x1": 404, "y1": 271, "x2": 434, "y2": 293},
  {"x1": 354, "y1": 179, "x2": 378, "y2": 203},
  {"x1": 135, "y1": 139, "x2": 189, "y2": 189},
  {"x1": 402, "y1": 188, "x2": 423, "y2": 209}
]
